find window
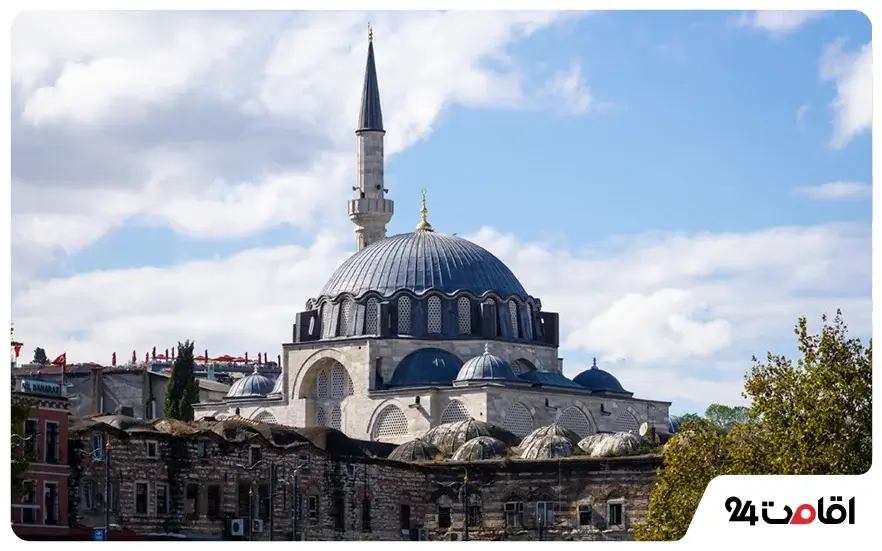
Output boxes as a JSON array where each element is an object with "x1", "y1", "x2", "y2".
[
  {"x1": 399, "y1": 504, "x2": 411, "y2": 532},
  {"x1": 468, "y1": 505, "x2": 483, "y2": 526},
  {"x1": 146, "y1": 440, "x2": 158, "y2": 458},
  {"x1": 186, "y1": 483, "x2": 199, "y2": 519},
  {"x1": 24, "y1": 420, "x2": 38, "y2": 456},
  {"x1": 537, "y1": 501, "x2": 555, "y2": 527},
  {"x1": 307, "y1": 495, "x2": 319, "y2": 521},
  {"x1": 21, "y1": 481, "x2": 36, "y2": 524},
  {"x1": 45, "y1": 422, "x2": 60, "y2": 464},
  {"x1": 156, "y1": 483, "x2": 169, "y2": 516},
  {"x1": 608, "y1": 502, "x2": 624, "y2": 527},
  {"x1": 361, "y1": 498, "x2": 371, "y2": 531},
  {"x1": 438, "y1": 506, "x2": 451, "y2": 528},
  {"x1": 196, "y1": 441, "x2": 207, "y2": 458},
  {"x1": 207, "y1": 485, "x2": 222, "y2": 519},
  {"x1": 427, "y1": 296, "x2": 442, "y2": 333},
  {"x1": 44, "y1": 482, "x2": 59, "y2": 524},
  {"x1": 578, "y1": 504, "x2": 593, "y2": 526},
  {"x1": 372, "y1": 405, "x2": 408, "y2": 439},
  {"x1": 135, "y1": 483, "x2": 148, "y2": 514},
  {"x1": 91, "y1": 434, "x2": 105, "y2": 455},
  {"x1": 257, "y1": 484, "x2": 269, "y2": 521},
  {"x1": 504, "y1": 501, "x2": 523, "y2": 528},
  {"x1": 237, "y1": 484, "x2": 251, "y2": 517},
  {"x1": 457, "y1": 297, "x2": 471, "y2": 334},
  {"x1": 397, "y1": 296, "x2": 412, "y2": 334},
  {"x1": 332, "y1": 490, "x2": 345, "y2": 531},
  {"x1": 81, "y1": 480, "x2": 95, "y2": 510},
  {"x1": 249, "y1": 446, "x2": 261, "y2": 467}
]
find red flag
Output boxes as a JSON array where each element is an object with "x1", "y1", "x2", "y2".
[
  {"x1": 145, "y1": 352, "x2": 149, "y2": 363},
  {"x1": 165, "y1": 348, "x2": 169, "y2": 359},
  {"x1": 51, "y1": 353, "x2": 67, "y2": 366},
  {"x1": 112, "y1": 352, "x2": 117, "y2": 366},
  {"x1": 152, "y1": 346, "x2": 156, "y2": 360},
  {"x1": 245, "y1": 351, "x2": 249, "y2": 362},
  {"x1": 132, "y1": 350, "x2": 137, "y2": 363},
  {"x1": 14, "y1": 344, "x2": 22, "y2": 358}
]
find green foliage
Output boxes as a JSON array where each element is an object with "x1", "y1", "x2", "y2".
[
  {"x1": 704, "y1": 403, "x2": 751, "y2": 431},
  {"x1": 164, "y1": 340, "x2": 199, "y2": 421},
  {"x1": 32, "y1": 347, "x2": 48, "y2": 365},
  {"x1": 11, "y1": 399, "x2": 35, "y2": 500},
  {"x1": 635, "y1": 310, "x2": 872, "y2": 541}
]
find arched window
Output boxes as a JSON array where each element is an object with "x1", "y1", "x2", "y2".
[
  {"x1": 254, "y1": 411, "x2": 278, "y2": 425},
  {"x1": 440, "y1": 400, "x2": 470, "y2": 424},
  {"x1": 316, "y1": 371, "x2": 329, "y2": 399},
  {"x1": 330, "y1": 405, "x2": 342, "y2": 430},
  {"x1": 397, "y1": 296, "x2": 412, "y2": 335},
  {"x1": 427, "y1": 296, "x2": 442, "y2": 334},
  {"x1": 365, "y1": 298, "x2": 378, "y2": 335},
  {"x1": 341, "y1": 299, "x2": 353, "y2": 336},
  {"x1": 483, "y1": 298, "x2": 497, "y2": 336},
  {"x1": 557, "y1": 406, "x2": 594, "y2": 438},
  {"x1": 321, "y1": 301, "x2": 332, "y2": 339},
  {"x1": 457, "y1": 297, "x2": 471, "y2": 335},
  {"x1": 328, "y1": 364, "x2": 353, "y2": 398},
  {"x1": 502, "y1": 402, "x2": 534, "y2": 438},
  {"x1": 613, "y1": 410, "x2": 640, "y2": 433},
  {"x1": 509, "y1": 301, "x2": 519, "y2": 338},
  {"x1": 316, "y1": 406, "x2": 327, "y2": 427},
  {"x1": 372, "y1": 405, "x2": 408, "y2": 439}
]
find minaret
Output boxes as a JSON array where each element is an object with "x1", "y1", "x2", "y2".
[{"x1": 349, "y1": 25, "x2": 394, "y2": 251}]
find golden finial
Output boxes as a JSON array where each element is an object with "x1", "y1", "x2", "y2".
[
  {"x1": 415, "y1": 188, "x2": 434, "y2": 232},
  {"x1": 368, "y1": 23, "x2": 373, "y2": 42}
]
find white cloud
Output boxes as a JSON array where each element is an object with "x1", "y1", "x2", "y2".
[
  {"x1": 796, "y1": 103, "x2": 810, "y2": 126},
  {"x1": 795, "y1": 181, "x2": 872, "y2": 201},
  {"x1": 738, "y1": 10, "x2": 824, "y2": 34},
  {"x1": 820, "y1": 40, "x2": 873, "y2": 149},
  {"x1": 12, "y1": 223, "x2": 870, "y2": 413},
  {"x1": 541, "y1": 61, "x2": 594, "y2": 115},
  {"x1": 11, "y1": 11, "x2": 579, "y2": 260}
]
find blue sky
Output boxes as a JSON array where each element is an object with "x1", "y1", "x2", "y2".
[{"x1": 10, "y1": 11, "x2": 872, "y2": 416}]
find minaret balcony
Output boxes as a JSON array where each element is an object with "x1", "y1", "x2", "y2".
[{"x1": 348, "y1": 198, "x2": 395, "y2": 217}]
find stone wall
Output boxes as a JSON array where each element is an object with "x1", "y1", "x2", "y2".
[{"x1": 69, "y1": 427, "x2": 659, "y2": 541}]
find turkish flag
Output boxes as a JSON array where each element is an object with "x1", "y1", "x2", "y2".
[
  {"x1": 14, "y1": 344, "x2": 22, "y2": 358},
  {"x1": 132, "y1": 350, "x2": 137, "y2": 363},
  {"x1": 51, "y1": 353, "x2": 67, "y2": 366}
]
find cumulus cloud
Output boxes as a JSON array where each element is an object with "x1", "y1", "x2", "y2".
[
  {"x1": 820, "y1": 39, "x2": 873, "y2": 149},
  {"x1": 11, "y1": 10, "x2": 577, "y2": 262},
  {"x1": 795, "y1": 181, "x2": 872, "y2": 201},
  {"x1": 738, "y1": 10, "x2": 825, "y2": 34}
]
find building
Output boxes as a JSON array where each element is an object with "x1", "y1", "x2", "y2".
[
  {"x1": 13, "y1": 364, "x2": 229, "y2": 419},
  {"x1": 193, "y1": 33, "x2": 672, "y2": 444},
  {"x1": 68, "y1": 415, "x2": 660, "y2": 541},
  {"x1": 11, "y1": 379, "x2": 71, "y2": 539}
]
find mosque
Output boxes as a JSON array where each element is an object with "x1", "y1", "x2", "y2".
[{"x1": 192, "y1": 33, "x2": 672, "y2": 444}]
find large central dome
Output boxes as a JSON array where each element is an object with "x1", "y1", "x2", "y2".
[{"x1": 318, "y1": 231, "x2": 529, "y2": 300}]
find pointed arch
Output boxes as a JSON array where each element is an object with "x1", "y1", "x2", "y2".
[
  {"x1": 253, "y1": 410, "x2": 278, "y2": 425},
  {"x1": 501, "y1": 402, "x2": 534, "y2": 438},
  {"x1": 557, "y1": 406, "x2": 595, "y2": 438},
  {"x1": 372, "y1": 404, "x2": 408, "y2": 440},
  {"x1": 613, "y1": 409, "x2": 640, "y2": 432},
  {"x1": 440, "y1": 400, "x2": 471, "y2": 424}
]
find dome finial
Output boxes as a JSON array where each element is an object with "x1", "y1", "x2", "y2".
[
  {"x1": 483, "y1": 343, "x2": 490, "y2": 355},
  {"x1": 592, "y1": 357, "x2": 598, "y2": 370},
  {"x1": 368, "y1": 22, "x2": 373, "y2": 42},
  {"x1": 415, "y1": 188, "x2": 434, "y2": 232}
]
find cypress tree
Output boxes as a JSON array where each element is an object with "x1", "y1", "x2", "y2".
[{"x1": 164, "y1": 340, "x2": 199, "y2": 421}]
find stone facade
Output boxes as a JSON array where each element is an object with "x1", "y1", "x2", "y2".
[{"x1": 69, "y1": 418, "x2": 659, "y2": 541}]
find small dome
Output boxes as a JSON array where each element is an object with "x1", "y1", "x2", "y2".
[
  {"x1": 422, "y1": 418, "x2": 519, "y2": 455},
  {"x1": 517, "y1": 370, "x2": 583, "y2": 389},
  {"x1": 451, "y1": 436, "x2": 509, "y2": 462},
  {"x1": 388, "y1": 348, "x2": 463, "y2": 388},
  {"x1": 572, "y1": 359, "x2": 630, "y2": 394},
  {"x1": 520, "y1": 434, "x2": 575, "y2": 460},
  {"x1": 225, "y1": 368, "x2": 275, "y2": 399},
  {"x1": 520, "y1": 423, "x2": 581, "y2": 450},
  {"x1": 455, "y1": 345, "x2": 518, "y2": 382},
  {"x1": 388, "y1": 439, "x2": 443, "y2": 462},
  {"x1": 577, "y1": 432, "x2": 647, "y2": 458}
]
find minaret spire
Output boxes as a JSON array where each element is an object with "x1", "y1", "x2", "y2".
[{"x1": 349, "y1": 27, "x2": 394, "y2": 251}]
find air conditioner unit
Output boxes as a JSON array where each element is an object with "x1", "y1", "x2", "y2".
[
  {"x1": 418, "y1": 527, "x2": 429, "y2": 541},
  {"x1": 252, "y1": 519, "x2": 264, "y2": 533},
  {"x1": 229, "y1": 519, "x2": 245, "y2": 537}
]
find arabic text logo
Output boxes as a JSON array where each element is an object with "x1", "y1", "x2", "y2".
[{"x1": 725, "y1": 496, "x2": 855, "y2": 525}]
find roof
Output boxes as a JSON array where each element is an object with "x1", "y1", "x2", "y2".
[
  {"x1": 317, "y1": 231, "x2": 529, "y2": 300},
  {"x1": 224, "y1": 369, "x2": 275, "y2": 399},
  {"x1": 456, "y1": 349, "x2": 518, "y2": 382},
  {"x1": 573, "y1": 364, "x2": 631, "y2": 394},
  {"x1": 387, "y1": 347, "x2": 463, "y2": 388},
  {"x1": 421, "y1": 419, "x2": 520, "y2": 454},
  {"x1": 451, "y1": 436, "x2": 509, "y2": 462},
  {"x1": 356, "y1": 39, "x2": 384, "y2": 133},
  {"x1": 517, "y1": 370, "x2": 583, "y2": 389}
]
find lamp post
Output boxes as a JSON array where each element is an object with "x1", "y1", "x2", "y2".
[
  {"x1": 238, "y1": 458, "x2": 309, "y2": 542},
  {"x1": 104, "y1": 441, "x2": 111, "y2": 539}
]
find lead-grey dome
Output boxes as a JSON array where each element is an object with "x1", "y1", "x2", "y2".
[
  {"x1": 317, "y1": 231, "x2": 529, "y2": 300},
  {"x1": 519, "y1": 423, "x2": 581, "y2": 450},
  {"x1": 225, "y1": 368, "x2": 275, "y2": 399},
  {"x1": 573, "y1": 360, "x2": 631, "y2": 395},
  {"x1": 388, "y1": 439, "x2": 442, "y2": 462},
  {"x1": 451, "y1": 436, "x2": 509, "y2": 462},
  {"x1": 455, "y1": 346, "x2": 519, "y2": 382},
  {"x1": 421, "y1": 419, "x2": 520, "y2": 455},
  {"x1": 577, "y1": 432, "x2": 647, "y2": 458},
  {"x1": 519, "y1": 434, "x2": 575, "y2": 460}
]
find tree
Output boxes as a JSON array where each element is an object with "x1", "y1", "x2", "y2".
[
  {"x1": 32, "y1": 347, "x2": 48, "y2": 365},
  {"x1": 11, "y1": 399, "x2": 35, "y2": 500},
  {"x1": 635, "y1": 311, "x2": 872, "y2": 540},
  {"x1": 164, "y1": 340, "x2": 200, "y2": 421},
  {"x1": 703, "y1": 403, "x2": 751, "y2": 432}
]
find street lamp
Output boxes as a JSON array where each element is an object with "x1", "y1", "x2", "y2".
[
  {"x1": 432, "y1": 468, "x2": 488, "y2": 542},
  {"x1": 236, "y1": 458, "x2": 309, "y2": 542}
]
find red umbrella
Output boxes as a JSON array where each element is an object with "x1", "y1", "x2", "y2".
[
  {"x1": 234, "y1": 356, "x2": 247, "y2": 363},
  {"x1": 194, "y1": 355, "x2": 207, "y2": 361},
  {"x1": 214, "y1": 355, "x2": 235, "y2": 362}
]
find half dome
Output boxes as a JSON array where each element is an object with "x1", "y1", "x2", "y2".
[
  {"x1": 317, "y1": 231, "x2": 529, "y2": 300},
  {"x1": 455, "y1": 346, "x2": 519, "y2": 382},
  {"x1": 225, "y1": 368, "x2": 275, "y2": 399},
  {"x1": 451, "y1": 436, "x2": 509, "y2": 462},
  {"x1": 387, "y1": 348, "x2": 463, "y2": 387}
]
